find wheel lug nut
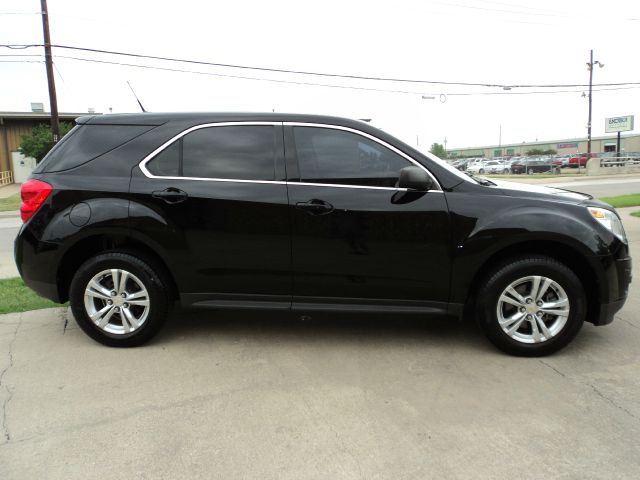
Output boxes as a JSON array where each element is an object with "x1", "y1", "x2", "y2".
[
  {"x1": 526, "y1": 298, "x2": 532, "y2": 304},
  {"x1": 123, "y1": 303, "x2": 129, "y2": 308},
  {"x1": 121, "y1": 293, "x2": 126, "y2": 298},
  {"x1": 526, "y1": 314, "x2": 532, "y2": 319},
  {"x1": 110, "y1": 291, "x2": 116, "y2": 296},
  {"x1": 107, "y1": 300, "x2": 113, "y2": 305},
  {"x1": 537, "y1": 301, "x2": 543, "y2": 306},
  {"x1": 519, "y1": 307, "x2": 525, "y2": 313},
  {"x1": 115, "y1": 307, "x2": 120, "y2": 312}
]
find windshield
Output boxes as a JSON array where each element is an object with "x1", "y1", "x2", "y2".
[{"x1": 422, "y1": 150, "x2": 481, "y2": 184}]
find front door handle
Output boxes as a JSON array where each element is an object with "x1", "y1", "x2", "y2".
[
  {"x1": 152, "y1": 187, "x2": 188, "y2": 204},
  {"x1": 295, "y1": 199, "x2": 334, "y2": 216}
]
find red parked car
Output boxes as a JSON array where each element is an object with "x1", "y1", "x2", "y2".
[{"x1": 568, "y1": 153, "x2": 598, "y2": 168}]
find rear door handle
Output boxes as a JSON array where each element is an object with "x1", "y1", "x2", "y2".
[
  {"x1": 295, "y1": 199, "x2": 334, "y2": 216},
  {"x1": 152, "y1": 188, "x2": 188, "y2": 204}
]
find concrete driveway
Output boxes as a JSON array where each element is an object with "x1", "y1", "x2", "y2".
[{"x1": 0, "y1": 213, "x2": 639, "y2": 480}]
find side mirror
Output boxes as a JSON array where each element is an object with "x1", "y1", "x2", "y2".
[{"x1": 397, "y1": 166, "x2": 434, "y2": 191}]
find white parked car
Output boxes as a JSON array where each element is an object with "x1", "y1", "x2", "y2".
[
  {"x1": 466, "y1": 161, "x2": 486, "y2": 174},
  {"x1": 467, "y1": 160, "x2": 507, "y2": 175}
]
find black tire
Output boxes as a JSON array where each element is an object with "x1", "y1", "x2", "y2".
[
  {"x1": 527, "y1": 169, "x2": 533, "y2": 175},
  {"x1": 477, "y1": 255, "x2": 586, "y2": 356},
  {"x1": 69, "y1": 252, "x2": 170, "y2": 347},
  {"x1": 479, "y1": 168, "x2": 485, "y2": 174}
]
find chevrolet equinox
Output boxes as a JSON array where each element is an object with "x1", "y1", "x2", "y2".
[{"x1": 14, "y1": 113, "x2": 632, "y2": 355}]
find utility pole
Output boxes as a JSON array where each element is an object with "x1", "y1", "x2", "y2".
[
  {"x1": 586, "y1": 50, "x2": 604, "y2": 160},
  {"x1": 587, "y1": 50, "x2": 594, "y2": 159},
  {"x1": 40, "y1": 0, "x2": 60, "y2": 143}
]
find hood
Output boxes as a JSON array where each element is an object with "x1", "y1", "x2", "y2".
[{"x1": 490, "y1": 179, "x2": 592, "y2": 202}]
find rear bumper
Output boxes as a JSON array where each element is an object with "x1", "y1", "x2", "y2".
[{"x1": 14, "y1": 224, "x2": 63, "y2": 303}]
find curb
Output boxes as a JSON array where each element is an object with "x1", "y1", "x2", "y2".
[{"x1": 0, "y1": 210, "x2": 20, "y2": 218}]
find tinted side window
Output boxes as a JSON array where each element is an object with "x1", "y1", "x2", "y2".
[
  {"x1": 293, "y1": 127, "x2": 412, "y2": 187},
  {"x1": 35, "y1": 124, "x2": 153, "y2": 173},
  {"x1": 146, "y1": 140, "x2": 180, "y2": 177},
  {"x1": 182, "y1": 126, "x2": 276, "y2": 180}
]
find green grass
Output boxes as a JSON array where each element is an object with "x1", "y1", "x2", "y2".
[
  {"x1": 631, "y1": 211, "x2": 640, "y2": 218},
  {"x1": 0, "y1": 277, "x2": 64, "y2": 314},
  {"x1": 0, "y1": 193, "x2": 20, "y2": 212},
  {"x1": 599, "y1": 193, "x2": 640, "y2": 208}
]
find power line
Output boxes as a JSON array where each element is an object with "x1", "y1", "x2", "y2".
[
  {"x1": 430, "y1": 0, "x2": 572, "y2": 18},
  {"x1": 2, "y1": 43, "x2": 639, "y2": 89},
  {"x1": 5, "y1": 55, "x2": 640, "y2": 97},
  {"x1": 42, "y1": 55, "x2": 640, "y2": 97},
  {"x1": 52, "y1": 55, "x2": 436, "y2": 95}
]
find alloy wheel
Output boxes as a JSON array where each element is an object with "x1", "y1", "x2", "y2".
[
  {"x1": 496, "y1": 275, "x2": 570, "y2": 344},
  {"x1": 83, "y1": 269, "x2": 150, "y2": 335}
]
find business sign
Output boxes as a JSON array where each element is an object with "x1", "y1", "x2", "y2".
[
  {"x1": 605, "y1": 115, "x2": 634, "y2": 133},
  {"x1": 557, "y1": 143, "x2": 578, "y2": 149}
]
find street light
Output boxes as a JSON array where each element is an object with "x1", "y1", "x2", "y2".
[{"x1": 586, "y1": 49, "x2": 604, "y2": 160}]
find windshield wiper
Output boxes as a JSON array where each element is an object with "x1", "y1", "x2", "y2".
[{"x1": 465, "y1": 172, "x2": 496, "y2": 186}]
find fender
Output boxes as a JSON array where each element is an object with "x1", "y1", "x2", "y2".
[{"x1": 447, "y1": 199, "x2": 611, "y2": 305}]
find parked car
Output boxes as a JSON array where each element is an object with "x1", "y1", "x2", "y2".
[
  {"x1": 452, "y1": 159, "x2": 469, "y2": 171},
  {"x1": 568, "y1": 153, "x2": 598, "y2": 168},
  {"x1": 15, "y1": 113, "x2": 631, "y2": 356},
  {"x1": 466, "y1": 160, "x2": 491, "y2": 174},
  {"x1": 487, "y1": 160, "x2": 510, "y2": 174},
  {"x1": 511, "y1": 158, "x2": 554, "y2": 174},
  {"x1": 552, "y1": 155, "x2": 571, "y2": 167}
]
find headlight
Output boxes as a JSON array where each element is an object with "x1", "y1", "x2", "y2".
[{"x1": 587, "y1": 207, "x2": 627, "y2": 242}]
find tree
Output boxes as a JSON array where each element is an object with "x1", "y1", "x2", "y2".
[
  {"x1": 429, "y1": 142, "x2": 447, "y2": 159},
  {"x1": 526, "y1": 148, "x2": 556, "y2": 156},
  {"x1": 18, "y1": 122, "x2": 74, "y2": 163}
]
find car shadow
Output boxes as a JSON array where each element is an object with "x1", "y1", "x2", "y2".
[{"x1": 153, "y1": 306, "x2": 495, "y2": 354}]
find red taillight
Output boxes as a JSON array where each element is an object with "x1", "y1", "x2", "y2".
[{"x1": 20, "y1": 179, "x2": 53, "y2": 223}]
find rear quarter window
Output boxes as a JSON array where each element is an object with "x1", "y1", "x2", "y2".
[{"x1": 34, "y1": 124, "x2": 154, "y2": 173}]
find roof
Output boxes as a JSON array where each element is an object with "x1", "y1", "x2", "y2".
[
  {"x1": 77, "y1": 112, "x2": 372, "y2": 129},
  {"x1": 0, "y1": 111, "x2": 96, "y2": 121}
]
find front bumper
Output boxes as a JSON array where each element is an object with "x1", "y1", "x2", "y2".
[{"x1": 593, "y1": 256, "x2": 632, "y2": 326}]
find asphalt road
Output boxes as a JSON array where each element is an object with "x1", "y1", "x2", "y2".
[
  {"x1": 0, "y1": 209, "x2": 639, "y2": 477},
  {"x1": 0, "y1": 216, "x2": 20, "y2": 279}
]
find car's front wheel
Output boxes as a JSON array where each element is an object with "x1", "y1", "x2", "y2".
[
  {"x1": 69, "y1": 252, "x2": 170, "y2": 347},
  {"x1": 477, "y1": 255, "x2": 586, "y2": 356}
]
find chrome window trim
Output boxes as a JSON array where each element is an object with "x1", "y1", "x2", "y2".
[
  {"x1": 138, "y1": 120, "x2": 442, "y2": 192},
  {"x1": 138, "y1": 121, "x2": 282, "y2": 181}
]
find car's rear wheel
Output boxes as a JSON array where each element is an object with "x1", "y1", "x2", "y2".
[
  {"x1": 479, "y1": 168, "x2": 485, "y2": 174},
  {"x1": 69, "y1": 252, "x2": 170, "y2": 347},
  {"x1": 477, "y1": 255, "x2": 585, "y2": 356}
]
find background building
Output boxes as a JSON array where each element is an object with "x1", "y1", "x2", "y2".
[
  {"x1": 0, "y1": 108, "x2": 87, "y2": 184},
  {"x1": 448, "y1": 133, "x2": 640, "y2": 159}
]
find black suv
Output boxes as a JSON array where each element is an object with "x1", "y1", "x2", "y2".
[{"x1": 14, "y1": 113, "x2": 632, "y2": 355}]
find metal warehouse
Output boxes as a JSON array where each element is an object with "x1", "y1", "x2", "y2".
[{"x1": 448, "y1": 133, "x2": 640, "y2": 159}]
